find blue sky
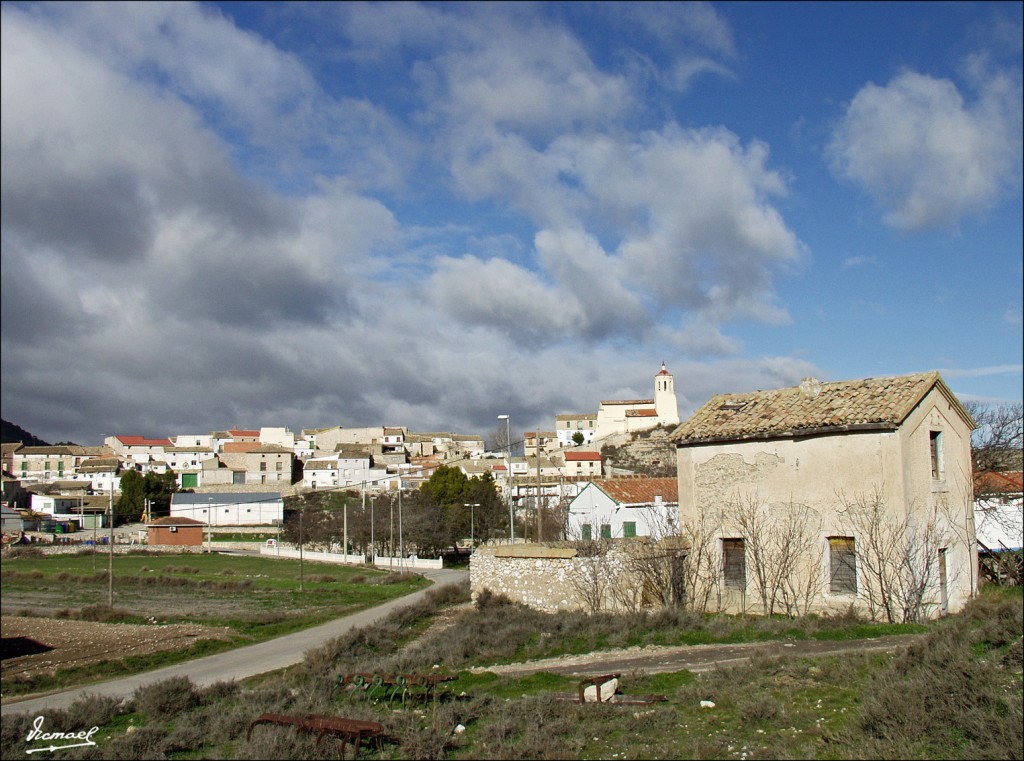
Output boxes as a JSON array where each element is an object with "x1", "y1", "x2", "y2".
[{"x1": 1, "y1": 1, "x2": 1021, "y2": 446}]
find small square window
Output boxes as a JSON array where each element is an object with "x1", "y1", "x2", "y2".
[{"x1": 623, "y1": 521, "x2": 636, "y2": 538}]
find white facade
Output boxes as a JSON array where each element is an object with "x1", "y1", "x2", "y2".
[
  {"x1": 592, "y1": 363, "x2": 681, "y2": 440},
  {"x1": 170, "y1": 492, "x2": 284, "y2": 526},
  {"x1": 566, "y1": 479, "x2": 679, "y2": 540}
]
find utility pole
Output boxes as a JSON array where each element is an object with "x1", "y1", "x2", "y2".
[
  {"x1": 535, "y1": 445, "x2": 543, "y2": 543},
  {"x1": 108, "y1": 483, "x2": 114, "y2": 607}
]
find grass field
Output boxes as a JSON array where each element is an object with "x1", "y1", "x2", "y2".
[
  {"x1": 0, "y1": 549, "x2": 430, "y2": 696},
  {"x1": 2, "y1": 582, "x2": 1018, "y2": 759}
]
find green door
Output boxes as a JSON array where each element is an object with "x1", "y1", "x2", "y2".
[{"x1": 182, "y1": 473, "x2": 198, "y2": 489}]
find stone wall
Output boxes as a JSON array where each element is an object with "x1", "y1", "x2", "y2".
[{"x1": 470, "y1": 544, "x2": 632, "y2": 613}]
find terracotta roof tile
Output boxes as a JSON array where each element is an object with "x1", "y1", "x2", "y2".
[
  {"x1": 670, "y1": 372, "x2": 967, "y2": 444},
  {"x1": 593, "y1": 477, "x2": 678, "y2": 505}
]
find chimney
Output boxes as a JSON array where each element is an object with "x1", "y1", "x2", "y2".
[{"x1": 799, "y1": 377, "x2": 822, "y2": 399}]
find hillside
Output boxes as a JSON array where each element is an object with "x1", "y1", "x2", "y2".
[
  {"x1": 0, "y1": 418, "x2": 49, "y2": 446},
  {"x1": 598, "y1": 424, "x2": 677, "y2": 477}
]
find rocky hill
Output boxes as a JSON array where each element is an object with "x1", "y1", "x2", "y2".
[{"x1": 598, "y1": 424, "x2": 677, "y2": 477}]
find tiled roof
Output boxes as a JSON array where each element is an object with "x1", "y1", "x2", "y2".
[
  {"x1": 222, "y1": 442, "x2": 258, "y2": 453},
  {"x1": 601, "y1": 399, "x2": 654, "y2": 406},
  {"x1": 975, "y1": 471, "x2": 1024, "y2": 495},
  {"x1": 670, "y1": 372, "x2": 968, "y2": 444},
  {"x1": 116, "y1": 436, "x2": 172, "y2": 447},
  {"x1": 148, "y1": 516, "x2": 205, "y2": 526},
  {"x1": 625, "y1": 409, "x2": 658, "y2": 417},
  {"x1": 593, "y1": 477, "x2": 678, "y2": 505},
  {"x1": 565, "y1": 451, "x2": 602, "y2": 461},
  {"x1": 16, "y1": 446, "x2": 73, "y2": 455},
  {"x1": 555, "y1": 413, "x2": 597, "y2": 421},
  {"x1": 228, "y1": 429, "x2": 260, "y2": 437}
]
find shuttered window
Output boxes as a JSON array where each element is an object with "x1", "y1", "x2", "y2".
[
  {"x1": 623, "y1": 522, "x2": 637, "y2": 538},
  {"x1": 581, "y1": 524, "x2": 592, "y2": 541},
  {"x1": 829, "y1": 537, "x2": 857, "y2": 594},
  {"x1": 723, "y1": 538, "x2": 746, "y2": 589},
  {"x1": 600, "y1": 524, "x2": 612, "y2": 539}
]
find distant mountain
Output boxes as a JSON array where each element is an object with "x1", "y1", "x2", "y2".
[{"x1": 1, "y1": 418, "x2": 51, "y2": 446}]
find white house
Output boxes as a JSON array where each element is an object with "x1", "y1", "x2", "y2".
[
  {"x1": 559, "y1": 450, "x2": 603, "y2": 479},
  {"x1": 974, "y1": 471, "x2": 1023, "y2": 552},
  {"x1": 555, "y1": 413, "x2": 598, "y2": 448},
  {"x1": 170, "y1": 492, "x2": 284, "y2": 526},
  {"x1": 567, "y1": 477, "x2": 679, "y2": 540}
]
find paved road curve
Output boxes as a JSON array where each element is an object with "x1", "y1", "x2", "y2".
[{"x1": 1, "y1": 568, "x2": 468, "y2": 718}]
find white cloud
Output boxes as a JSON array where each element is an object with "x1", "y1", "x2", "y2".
[{"x1": 828, "y1": 68, "x2": 1023, "y2": 230}]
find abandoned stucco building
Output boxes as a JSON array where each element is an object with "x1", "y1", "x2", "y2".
[
  {"x1": 470, "y1": 370, "x2": 978, "y2": 621},
  {"x1": 670, "y1": 372, "x2": 977, "y2": 620}
]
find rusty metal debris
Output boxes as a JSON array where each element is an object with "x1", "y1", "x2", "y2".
[{"x1": 337, "y1": 671, "x2": 457, "y2": 705}]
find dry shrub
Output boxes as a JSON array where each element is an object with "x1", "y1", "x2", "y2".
[
  {"x1": 200, "y1": 680, "x2": 240, "y2": 704},
  {"x1": 219, "y1": 568, "x2": 236, "y2": 576},
  {"x1": 308, "y1": 574, "x2": 336, "y2": 583},
  {"x1": 348, "y1": 574, "x2": 366, "y2": 584},
  {"x1": 856, "y1": 600, "x2": 1023, "y2": 759},
  {"x1": 98, "y1": 724, "x2": 167, "y2": 760},
  {"x1": 132, "y1": 676, "x2": 200, "y2": 718},
  {"x1": 75, "y1": 605, "x2": 135, "y2": 623},
  {"x1": 159, "y1": 722, "x2": 206, "y2": 755},
  {"x1": 371, "y1": 571, "x2": 416, "y2": 585}
]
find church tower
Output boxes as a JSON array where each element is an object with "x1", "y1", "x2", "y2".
[{"x1": 654, "y1": 361, "x2": 679, "y2": 427}]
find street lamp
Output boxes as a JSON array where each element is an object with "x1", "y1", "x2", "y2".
[
  {"x1": 464, "y1": 503, "x2": 480, "y2": 548},
  {"x1": 498, "y1": 415, "x2": 513, "y2": 543}
]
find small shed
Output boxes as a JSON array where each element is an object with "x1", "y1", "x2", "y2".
[
  {"x1": 147, "y1": 516, "x2": 205, "y2": 546},
  {"x1": 2, "y1": 505, "x2": 25, "y2": 534}
]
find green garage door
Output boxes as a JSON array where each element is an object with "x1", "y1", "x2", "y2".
[{"x1": 181, "y1": 473, "x2": 198, "y2": 488}]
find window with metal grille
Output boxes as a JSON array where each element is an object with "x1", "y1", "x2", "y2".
[
  {"x1": 829, "y1": 537, "x2": 857, "y2": 594},
  {"x1": 723, "y1": 538, "x2": 746, "y2": 589}
]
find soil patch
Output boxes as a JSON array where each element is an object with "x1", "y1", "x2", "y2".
[{"x1": 1, "y1": 616, "x2": 233, "y2": 682}]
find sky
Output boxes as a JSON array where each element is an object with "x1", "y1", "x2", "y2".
[{"x1": 1, "y1": 1, "x2": 1022, "y2": 447}]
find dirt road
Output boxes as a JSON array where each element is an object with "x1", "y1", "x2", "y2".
[{"x1": 469, "y1": 634, "x2": 924, "y2": 677}]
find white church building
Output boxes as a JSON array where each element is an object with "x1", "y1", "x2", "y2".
[{"x1": 554, "y1": 362, "x2": 680, "y2": 444}]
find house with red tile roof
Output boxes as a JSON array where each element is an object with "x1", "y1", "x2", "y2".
[
  {"x1": 567, "y1": 476, "x2": 678, "y2": 541},
  {"x1": 974, "y1": 470, "x2": 1023, "y2": 553}
]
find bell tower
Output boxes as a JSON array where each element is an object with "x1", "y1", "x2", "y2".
[{"x1": 655, "y1": 361, "x2": 679, "y2": 426}]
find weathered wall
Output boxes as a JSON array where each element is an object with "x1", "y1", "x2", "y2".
[
  {"x1": 470, "y1": 545, "x2": 633, "y2": 613},
  {"x1": 675, "y1": 386, "x2": 976, "y2": 618}
]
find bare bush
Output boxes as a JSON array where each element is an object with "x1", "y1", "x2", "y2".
[
  {"x1": 837, "y1": 488, "x2": 952, "y2": 623},
  {"x1": 132, "y1": 676, "x2": 200, "y2": 717}
]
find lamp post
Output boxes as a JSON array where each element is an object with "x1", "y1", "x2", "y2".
[
  {"x1": 498, "y1": 414, "x2": 513, "y2": 543},
  {"x1": 389, "y1": 493, "x2": 394, "y2": 569},
  {"x1": 206, "y1": 497, "x2": 213, "y2": 554},
  {"x1": 464, "y1": 503, "x2": 480, "y2": 548}
]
